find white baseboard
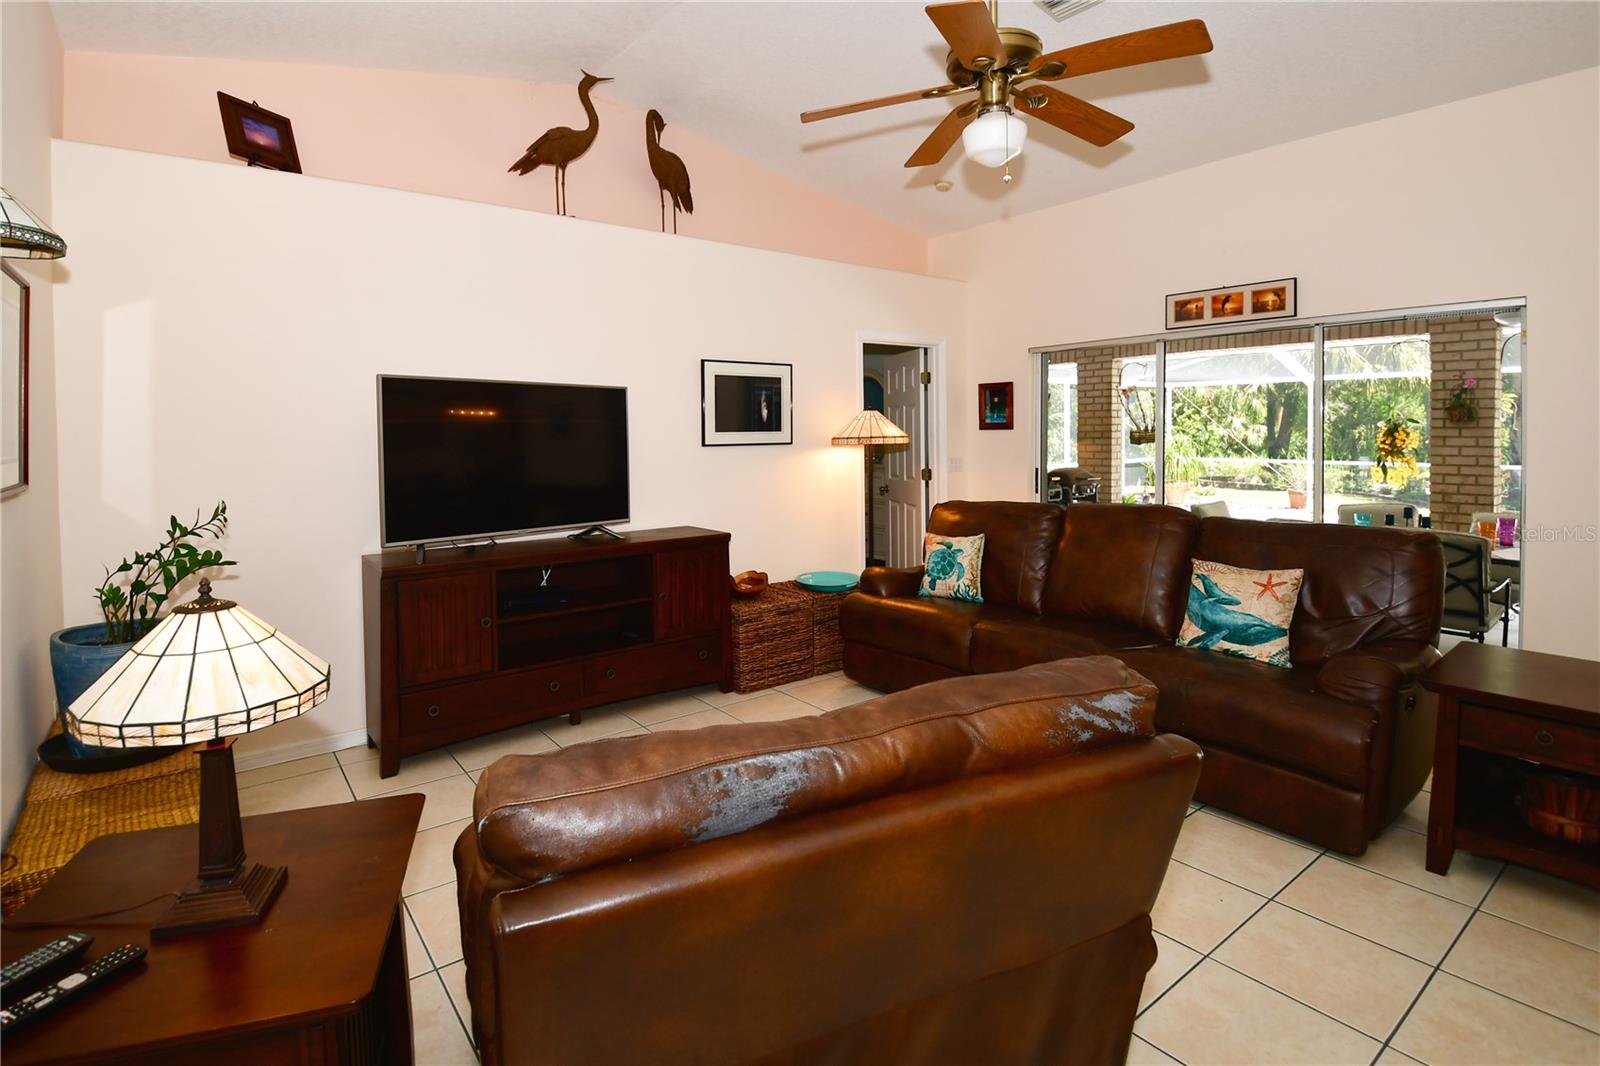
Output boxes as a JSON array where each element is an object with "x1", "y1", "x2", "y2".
[{"x1": 234, "y1": 729, "x2": 370, "y2": 772}]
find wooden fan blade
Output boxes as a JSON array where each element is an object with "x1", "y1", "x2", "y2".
[
  {"x1": 802, "y1": 84, "x2": 959, "y2": 123},
  {"x1": 926, "y1": 1, "x2": 1005, "y2": 71},
  {"x1": 1032, "y1": 19, "x2": 1213, "y2": 80},
  {"x1": 1014, "y1": 85, "x2": 1133, "y2": 147},
  {"x1": 905, "y1": 101, "x2": 980, "y2": 167}
]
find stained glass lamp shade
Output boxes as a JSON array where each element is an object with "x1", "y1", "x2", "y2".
[
  {"x1": 65, "y1": 581, "x2": 329, "y2": 747},
  {"x1": 63, "y1": 579, "x2": 329, "y2": 937},
  {"x1": 832, "y1": 410, "x2": 910, "y2": 565},
  {"x1": 831, "y1": 409, "x2": 910, "y2": 447},
  {"x1": 0, "y1": 187, "x2": 67, "y2": 259}
]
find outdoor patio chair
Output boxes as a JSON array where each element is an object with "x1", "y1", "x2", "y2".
[
  {"x1": 1336, "y1": 502, "x2": 1417, "y2": 527},
  {"x1": 1189, "y1": 499, "x2": 1231, "y2": 518},
  {"x1": 1434, "y1": 530, "x2": 1512, "y2": 646},
  {"x1": 1468, "y1": 510, "x2": 1521, "y2": 611}
]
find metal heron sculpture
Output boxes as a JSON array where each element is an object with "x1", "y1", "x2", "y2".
[
  {"x1": 508, "y1": 70, "x2": 612, "y2": 216},
  {"x1": 645, "y1": 109, "x2": 693, "y2": 233}
]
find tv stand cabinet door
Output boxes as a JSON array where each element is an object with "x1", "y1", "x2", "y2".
[
  {"x1": 396, "y1": 573, "x2": 495, "y2": 687},
  {"x1": 654, "y1": 545, "x2": 726, "y2": 641}
]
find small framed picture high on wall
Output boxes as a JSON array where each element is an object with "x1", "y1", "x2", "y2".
[
  {"x1": 1166, "y1": 277, "x2": 1296, "y2": 329},
  {"x1": 978, "y1": 381, "x2": 1014, "y2": 431},
  {"x1": 701, "y1": 359, "x2": 793, "y2": 446},
  {"x1": 217, "y1": 92, "x2": 302, "y2": 173}
]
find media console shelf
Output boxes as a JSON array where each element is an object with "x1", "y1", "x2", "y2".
[{"x1": 362, "y1": 527, "x2": 731, "y2": 778}]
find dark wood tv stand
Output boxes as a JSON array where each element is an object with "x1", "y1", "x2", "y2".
[{"x1": 362, "y1": 527, "x2": 730, "y2": 779}]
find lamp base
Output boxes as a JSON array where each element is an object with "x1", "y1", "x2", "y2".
[{"x1": 151, "y1": 862, "x2": 287, "y2": 939}]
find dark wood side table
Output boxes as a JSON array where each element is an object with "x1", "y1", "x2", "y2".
[
  {"x1": 1, "y1": 795, "x2": 423, "y2": 1065},
  {"x1": 1422, "y1": 643, "x2": 1600, "y2": 889}
]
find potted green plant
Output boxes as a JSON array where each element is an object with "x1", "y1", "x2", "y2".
[
  {"x1": 44, "y1": 502, "x2": 233, "y2": 771},
  {"x1": 1444, "y1": 374, "x2": 1479, "y2": 424}
]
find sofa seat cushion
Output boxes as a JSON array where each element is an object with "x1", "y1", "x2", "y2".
[
  {"x1": 840, "y1": 592, "x2": 983, "y2": 670},
  {"x1": 474, "y1": 656, "x2": 1159, "y2": 884},
  {"x1": 971, "y1": 612, "x2": 1167, "y2": 674},
  {"x1": 1120, "y1": 646, "x2": 1375, "y2": 790}
]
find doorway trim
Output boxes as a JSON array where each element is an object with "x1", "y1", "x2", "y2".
[{"x1": 855, "y1": 331, "x2": 949, "y2": 565}]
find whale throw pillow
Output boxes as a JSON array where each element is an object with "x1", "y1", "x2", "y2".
[
  {"x1": 1177, "y1": 559, "x2": 1304, "y2": 667},
  {"x1": 918, "y1": 533, "x2": 984, "y2": 603}
]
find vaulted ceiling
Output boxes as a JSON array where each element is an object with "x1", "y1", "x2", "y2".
[{"x1": 51, "y1": 1, "x2": 1600, "y2": 236}]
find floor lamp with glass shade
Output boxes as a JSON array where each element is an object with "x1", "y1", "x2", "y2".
[
  {"x1": 63, "y1": 579, "x2": 330, "y2": 938},
  {"x1": 832, "y1": 410, "x2": 910, "y2": 567}
]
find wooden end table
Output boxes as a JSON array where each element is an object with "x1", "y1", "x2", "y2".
[
  {"x1": 1, "y1": 795, "x2": 423, "y2": 1064},
  {"x1": 1421, "y1": 643, "x2": 1600, "y2": 889}
]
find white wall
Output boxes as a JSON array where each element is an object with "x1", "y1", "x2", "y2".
[
  {"x1": 0, "y1": 1, "x2": 65, "y2": 839},
  {"x1": 49, "y1": 141, "x2": 964, "y2": 763},
  {"x1": 932, "y1": 68, "x2": 1600, "y2": 660}
]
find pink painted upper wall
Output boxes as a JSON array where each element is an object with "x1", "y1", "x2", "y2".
[{"x1": 62, "y1": 50, "x2": 928, "y2": 274}]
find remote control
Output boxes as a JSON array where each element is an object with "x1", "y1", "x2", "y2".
[
  {"x1": 0, "y1": 943, "x2": 145, "y2": 1032},
  {"x1": 1, "y1": 933, "x2": 92, "y2": 999}
]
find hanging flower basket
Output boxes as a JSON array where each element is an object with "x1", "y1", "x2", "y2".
[
  {"x1": 1445, "y1": 406, "x2": 1476, "y2": 424},
  {"x1": 1444, "y1": 374, "x2": 1479, "y2": 424},
  {"x1": 1129, "y1": 427, "x2": 1156, "y2": 446}
]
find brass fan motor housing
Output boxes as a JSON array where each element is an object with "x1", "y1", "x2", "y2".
[{"x1": 944, "y1": 27, "x2": 1044, "y2": 85}]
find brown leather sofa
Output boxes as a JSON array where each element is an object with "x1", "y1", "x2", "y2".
[
  {"x1": 456, "y1": 657, "x2": 1201, "y2": 1066},
  {"x1": 841, "y1": 501, "x2": 1444, "y2": 854}
]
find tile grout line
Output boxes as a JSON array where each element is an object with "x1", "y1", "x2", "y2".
[{"x1": 1371, "y1": 862, "x2": 1508, "y2": 1064}]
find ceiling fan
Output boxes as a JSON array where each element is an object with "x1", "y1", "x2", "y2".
[{"x1": 800, "y1": 1, "x2": 1212, "y2": 176}]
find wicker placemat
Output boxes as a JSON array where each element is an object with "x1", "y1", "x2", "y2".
[{"x1": 2, "y1": 744, "x2": 199, "y2": 916}]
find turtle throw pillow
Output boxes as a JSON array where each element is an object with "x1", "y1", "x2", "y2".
[
  {"x1": 1176, "y1": 559, "x2": 1304, "y2": 667},
  {"x1": 918, "y1": 533, "x2": 985, "y2": 603}
]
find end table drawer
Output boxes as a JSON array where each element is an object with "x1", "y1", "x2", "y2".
[
  {"x1": 401, "y1": 665, "x2": 585, "y2": 735},
  {"x1": 1461, "y1": 703, "x2": 1600, "y2": 774}
]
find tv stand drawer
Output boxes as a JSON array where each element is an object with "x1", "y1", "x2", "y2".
[
  {"x1": 587, "y1": 636, "x2": 720, "y2": 701},
  {"x1": 401, "y1": 665, "x2": 585, "y2": 737}
]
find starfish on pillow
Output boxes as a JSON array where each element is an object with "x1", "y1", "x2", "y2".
[{"x1": 1254, "y1": 573, "x2": 1290, "y2": 601}]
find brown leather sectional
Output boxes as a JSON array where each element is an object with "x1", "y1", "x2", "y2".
[
  {"x1": 842, "y1": 501, "x2": 1445, "y2": 854},
  {"x1": 456, "y1": 657, "x2": 1202, "y2": 1066}
]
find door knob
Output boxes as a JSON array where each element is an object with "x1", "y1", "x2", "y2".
[
  {"x1": 877, "y1": 484, "x2": 891, "y2": 496},
  {"x1": 479, "y1": 616, "x2": 492, "y2": 629}
]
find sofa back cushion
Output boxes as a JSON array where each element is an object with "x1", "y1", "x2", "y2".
[
  {"x1": 1042, "y1": 505, "x2": 1200, "y2": 639},
  {"x1": 927, "y1": 501, "x2": 1064, "y2": 612},
  {"x1": 1195, "y1": 517, "x2": 1443, "y2": 665},
  {"x1": 473, "y1": 656, "x2": 1155, "y2": 884}
]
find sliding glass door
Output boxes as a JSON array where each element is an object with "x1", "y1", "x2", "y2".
[
  {"x1": 1036, "y1": 302, "x2": 1524, "y2": 535},
  {"x1": 1163, "y1": 329, "x2": 1313, "y2": 520}
]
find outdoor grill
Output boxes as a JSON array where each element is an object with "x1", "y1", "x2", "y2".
[{"x1": 1045, "y1": 467, "x2": 1101, "y2": 505}]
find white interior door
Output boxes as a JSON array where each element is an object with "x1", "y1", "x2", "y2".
[{"x1": 881, "y1": 349, "x2": 925, "y2": 568}]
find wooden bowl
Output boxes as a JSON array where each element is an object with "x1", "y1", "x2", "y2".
[{"x1": 731, "y1": 570, "x2": 769, "y2": 598}]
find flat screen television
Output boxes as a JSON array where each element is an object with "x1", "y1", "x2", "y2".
[{"x1": 377, "y1": 375, "x2": 629, "y2": 546}]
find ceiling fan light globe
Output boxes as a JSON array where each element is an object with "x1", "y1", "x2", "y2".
[{"x1": 961, "y1": 108, "x2": 1027, "y2": 168}]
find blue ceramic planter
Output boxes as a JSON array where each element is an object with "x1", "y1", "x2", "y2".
[{"x1": 49, "y1": 622, "x2": 138, "y2": 757}]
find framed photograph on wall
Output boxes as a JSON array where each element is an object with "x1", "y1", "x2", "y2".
[
  {"x1": 701, "y1": 359, "x2": 793, "y2": 446},
  {"x1": 2, "y1": 263, "x2": 28, "y2": 497},
  {"x1": 217, "y1": 92, "x2": 303, "y2": 173},
  {"x1": 978, "y1": 381, "x2": 1014, "y2": 431},
  {"x1": 1166, "y1": 277, "x2": 1296, "y2": 329}
]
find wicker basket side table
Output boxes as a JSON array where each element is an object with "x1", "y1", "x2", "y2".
[{"x1": 729, "y1": 583, "x2": 814, "y2": 693}]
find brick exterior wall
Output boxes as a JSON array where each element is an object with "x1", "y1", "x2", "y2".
[
  {"x1": 1427, "y1": 315, "x2": 1501, "y2": 533},
  {"x1": 1046, "y1": 342, "x2": 1155, "y2": 500}
]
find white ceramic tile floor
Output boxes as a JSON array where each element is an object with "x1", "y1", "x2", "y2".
[{"x1": 236, "y1": 674, "x2": 1599, "y2": 1063}]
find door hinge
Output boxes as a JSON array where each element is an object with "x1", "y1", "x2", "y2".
[
  {"x1": 919, "y1": 370, "x2": 932, "y2": 386},
  {"x1": 920, "y1": 467, "x2": 932, "y2": 482}
]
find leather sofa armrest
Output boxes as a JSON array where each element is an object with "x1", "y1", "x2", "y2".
[
  {"x1": 858, "y1": 566, "x2": 924, "y2": 599},
  {"x1": 1315, "y1": 640, "x2": 1440, "y2": 709}
]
